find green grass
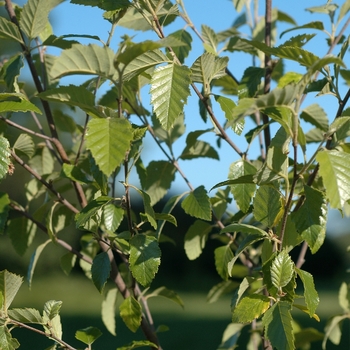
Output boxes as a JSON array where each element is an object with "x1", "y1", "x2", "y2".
[{"x1": 10, "y1": 273, "x2": 350, "y2": 349}]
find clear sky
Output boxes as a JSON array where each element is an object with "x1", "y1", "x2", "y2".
[{"x1": 14, "y1": 0, "x2": 350, "y2": 233}]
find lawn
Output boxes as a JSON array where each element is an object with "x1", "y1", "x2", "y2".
[{"x1": 10, "y1": 273, "x2": 350, "y2": 349}]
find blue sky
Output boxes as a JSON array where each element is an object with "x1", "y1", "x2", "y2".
[{"x1": 14, "y1": 0, "x2": 350, "y2": 233}]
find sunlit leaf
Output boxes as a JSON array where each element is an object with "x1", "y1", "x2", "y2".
[
  {"x1": 270, "y1": 250, "x2": 294, "y2": 289},
  {"x1": 0, "y1": 270, "x2": 23, "y2": 312},
  {"x1": 86, "y1": 117, "x2": 133, "y2": 177},
  {"x1": 280, "y1": 21, "x2": 324, "y2": 38},
  {"x1": 119, "y1": 296, "x2": 142, "y2": 333},
  {"x1": 201, "y1": 25, "x2": 218, "y2": 53},
  {"x1": 75, "y1": 326, "x2": 102, "y2": 345},
  {"x1": 129, "y1": 235, "x2": 161, "y2": 287},
  {"x1": 232, "y1": 294, "x2": 270, "y2": 323},
  {"x1": 316, "y1": 150, "x2": 350, "y2": 209},
  {"x1": 184, "y1": 220, "x2": 212, "y2": 260},
  {"x1": 300, "y1": 104, "x2": 328, "y2": 131},
  {"x1": 51, "y1": 44, "x2": 117, "y2": 81},
  {"x1": 8, "y1": 308, "x2": 42, "y2": 324},
  {"x1": 169, "y1": 29, "x2": 192, "y2": 64},
  {"x1": 150, "y1": 63, "x2": 191, "y2": 130},
  {"x1": 117, "y1": 340, "x2": 158, "y2": 350},
  {"x1": 296, "y1": 268, "x2": 319, "y2": 317},
  {"x1": 101, "y1": 288, "x2": 118, "y2": 336},
  {"x1": 0, "y1": 17, "x2": 24, "y2": 44}
]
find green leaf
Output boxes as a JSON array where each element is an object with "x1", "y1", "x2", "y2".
[
  {"x1": 217, "y1": 323, "x2": 244, "y2": 350},
  {"x1": 0, "y1": 192, "x2": 10, "y2": 234},
  {"x1": 0, "y1": 17, "x2": 24, "y2": 44},
  {"x1": 20, "y1": 0, "x2": 61, "y2": 40},
  {"x1": 117, "y1": 340, "x2": 158, "y2": 350},
  {"x1": 0, "y1": 136, "x2": 10, "y2": 181},
  {"x1": 101, "y1": 204, "x2": 124, "y2": 232},
  {"x1": 43, "y1": 300, "x2": 62, "y2": 320},
  {"x1": 7, "y1": 217, "x2": 37, "y2": 256},
  {"x1": 169, "y1": 29, "x2": 192, "y2": 64},
  {"x1": 129, "y1": 235, "x2": 161, "y2": 287},
  {"x1": 316, "y1": 150, "x2": 350, "y2": 209},
  {"x1": 102, "y1": 288, "x2": 118, "y2": 336},
  {"x1": 60, "y1": 252, "x2": 77, "y2": 276},
  {"x1": 0, "y1": 92, "x2": 42, "y2": 114},
  {"x1": 323, "y1": 314, "x2": 348, "y2": 349},
  {"x1": 184, "y1": 220, "x2": 212, "y2": 260},
  {"x1": 201, "y1": 25, "x2": 218, "y2": 53},
  {"x1": 270, "y1": 250, "x2": 294, "y2": 290},
  {"x1": 86, "y1": 117, "x2": 133, "y2": 177},
  {"x1": 214, "y1": 245, "x2": 234, "y2": 280},
  {"x1": 13, "y1": 134, "x2": 35, "y2": 159},
  {"x1": 0, "y1": 325, "x2": 20, "y2": 350},
  {"x1": 142, "y1": 161, "x2": 176, "y2": 205},
  {"x1": 296, "y1": 268, "x2": 319, "y2": 317},
  {"x1": 180, "y1": 130, "x2": 219, "y2": 160},
  {"x1": 119, "y1": 296, "x2": 142, "y2": 333},
  {"x1": 262, "y1": 301, "x2": 294, "y2": 350},
  {"x1": 238, "y1": 66, "x2": 265, "y2": 98},
  {"x1": 191, "y1": 53, "x2": 228, "y2": 94},
  {"x1": 280, "y1": 21, "x2": 324, "y2": 38},
  {"x1": 146, "y1": 286, "x2": 184, "y2": 309},
  {"x1": 117, "y1": 40, "x2": 162, "y2": 66},
  {"x1": 253, "y1": 185, "x2": 283, "y2": 227},
  {"x1": 38, "y1": 85, "x2": 101, "y2": 118},
  {"x1": 75, "y1": 326, "x2": 102, "y2": 345},
  {"x1": 331, "y1": 117, "x2": 350, "y2": 141},
  {"x1": 123, "y1": 49, "x2": 170, "y2": 81},
  {"x1": 0, "y1": 270, "x2": 23, "y2": 313},
  {"x1": 91, "y1": 252, "x2": 111, "y2": 293},
  {"x1": 300, "y1": 104, "x2": 329, "y2": 131},
  {"x1": 150, "y1": 63, "x2": 191, "y2": 130},
  {"x1": 130, "y1": 186, "x2": 157, "y2": 229},
  {"x1": 338, "y1": 282, "x2": 350, "y2": 313},
  {"x1": 207, "y1": 280, "x2": 239, "y2": 304},
  {"x1": 51, "y1": 44, "x2": 117, "y2": 81},
  {"x1": 181, "y1": 186, "x2": 212, "y2": 221},
  {"x1": 255, "y1": 127, "x2": 290, "y2": 184},
  {"x1": 75, "y1": 196, "x2": 112, "y2": 228},
  {"x1": 8, "y1": 308, "x2": 43, "y2": 324},
  {"x1": 1, "y1": 54, "x2": 24, "y2": 93},
  {"x1": 232, "y1": 294, "x2": 270, "y2": 323},
  {"x1": 292, "y1": 185, "x2": 327, "y2": 253},
  {"x1": 61, "y1": 164, "x2": 92, "y2": 185},
  {"x1": 27, "y1": 239, "x2": 51, "y2": 288}
]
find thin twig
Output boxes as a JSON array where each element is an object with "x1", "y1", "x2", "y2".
[{"x1": 10, "y1": 319, "x2": 77, "y2": 350}]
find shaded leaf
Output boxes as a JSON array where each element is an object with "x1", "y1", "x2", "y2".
[
  {"x1": 60, "y1": 252, "x2": 77, "y2": 276},
  {"x1": 146, "y1": 286, "x2": 184, "y2": 309},
  {"x1": 27, "y1": 240, "x2": 51, "y2": 288},
  {"x1": 0, "y1": 192, "x2": 10, "y2": 234},
  {"x1": 207, "y1": 280, "x2": 239, "y2": 304},
  {"x1": 0, "y1": 326, "x2": 20, "y2": 350},
  {"x1": 292, "y1": 185, "x2": 327, "y2": 253},
  {"x1": 102, "y1": 204, "x2": 124, "y2": 232},
  {"x1": 117, "y1": 340, "x2": 158, "y2": 350},
  {"x1": 91, "y1": 252, "x2": 111, "y2": 293},
  {"x1": 300, "y1": 104, "x2": 328, "y2": 131},
  {"x1": 253, "y1": 185, "x2": 283, "y2": 227},
  {"x1": 13, "y1": 134, "x2": 35, "y2": 159},
  {"x1": 182, "y1": 186, "x2": 212, "y2": 221}
]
